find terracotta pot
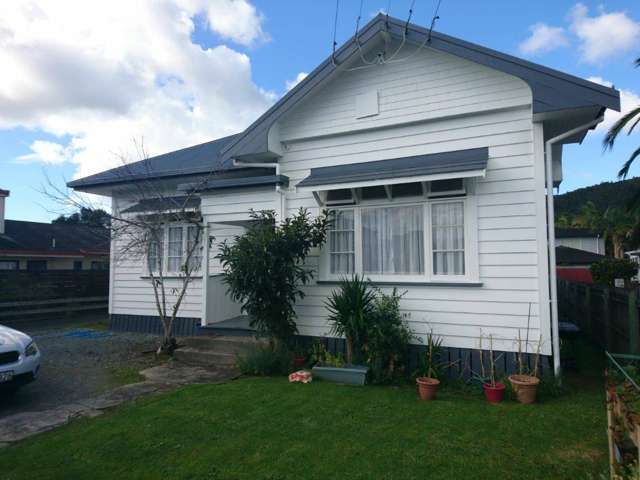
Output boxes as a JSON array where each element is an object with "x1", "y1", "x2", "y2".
[
  {"x1": 483, "y1": 382, "x2": 506, "y2": 404},
  {"x1": 293, "y1": 356, "x2": 306, "y2": 369},
  {"x1": 508, "y1": 374, "x2": 540, "y2": 404},
  {"x1": 416, "y1": 377, "x2": 440, "y2": 401}
]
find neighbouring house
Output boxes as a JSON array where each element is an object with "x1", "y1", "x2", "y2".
[
  {"x1": 556, "y1": 245, "x2": 607, "y2": 284},
  {"x1": 555, "y1": 227, "x2": 604, "y2": 255},
  {"x1": 0, "y1": 190, "x2": 109, "y2": 271},
  {"x1": 68, "y1": 15, "x2": 620, "y2": 376}
]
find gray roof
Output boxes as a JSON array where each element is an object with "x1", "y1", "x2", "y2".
[
  {"x1": 220, "y1": 14, "x2": 620, "y2": 162},
  {"x1": 69, "y1": 14, "x2": 620, "y2": 192},
  {"x1": 555, "y1": 228, "x2": 600, "y2": 239},
  {"x1": 121, "y1": 196, "x2": 201, "y2": 214},
  {"x1": 297, "y1": 148, "x2": 488, "y2": 189},
  {"x1": 556, "y1": 246, "x2": 607, "y2": 265},
  {"x1": 0, "y1": 220, "x2": 109, "y2": 255},
  {"x1": 68, "y1": 134, "x2": 239, "y2": 190}
]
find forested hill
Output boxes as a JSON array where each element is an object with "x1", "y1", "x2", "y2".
[{"x1": 555, "y1": 177, "x2": 640, "y2": 217}]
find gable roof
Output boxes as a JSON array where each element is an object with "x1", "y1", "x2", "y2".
[
  {"x1": 220, "y1": 14, "x2": 620, "y2": 163},
  {"x1": 69, "y1": 14, "x2": 620, "y2": 192},
  {"x1": 0, "y1": 220, "x2": 110, "y2": 256},
  {"x1": 68, "y1": 134, "x2": 239, "y2": 190}
]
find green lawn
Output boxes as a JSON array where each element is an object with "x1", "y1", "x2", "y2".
[{"x1": 0, "y1": 374, "x2": 607, "y2": 479}]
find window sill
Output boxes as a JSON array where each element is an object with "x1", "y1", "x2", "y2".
[
  {"x1": 316, "y1": 279, "x2": 483, "y2": 287},
  {"x1": 140, "y1": 273, "x2": 203, "y2": 279}
]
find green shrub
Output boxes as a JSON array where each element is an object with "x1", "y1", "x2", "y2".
[
  {"x1": 365, "y1": 289, "x2": 416, "y2": 384},
  {"x1": 236, "y1": 344, "x2": 293, "y2": 376},
  {"x1": 218, "y1": 208, "x2": 331, "y2": 345},
  {"x1": 591, "y1": 257, "x2": 637, "y2": 287}
]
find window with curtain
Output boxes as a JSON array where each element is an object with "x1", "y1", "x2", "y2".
[
  {"x1": 147, "y1": 233, "x2": 163, "y2": 273},
  {"x1": 362, "y1": 205, "x2": 424, "y2": 274},
  {"x1": 329, "y1": 209, "x2": 354, "y2": 274},
  {"x1": 186, "y1": 225, "x2": 202, "y2": 271},
  {"x1": 167, "y1": 226, "x2": 183, "y2": 272},
  {"x1": 432, "y1": 201, "x2": 465, "y2": 275}
]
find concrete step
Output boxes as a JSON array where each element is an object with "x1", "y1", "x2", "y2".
[{"x1": 174, "y1": 347, "x2": 238, "y2": 367}]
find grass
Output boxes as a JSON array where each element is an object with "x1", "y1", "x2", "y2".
[{"x1": 0, "y1": 372, "x2": 608, "y2": 479}]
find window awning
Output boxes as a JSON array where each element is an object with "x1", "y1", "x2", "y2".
[
  {"x1": 296, "y1": 147, "x2": 488, "y2": 193},
  {"x1": 121, "y1": 196, "x2": 200, "y2": 214}
]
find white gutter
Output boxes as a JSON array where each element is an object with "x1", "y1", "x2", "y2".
[
  {"x1": 232, "y1": 160, "x2": 285, "y2": 222},
  {"x1": 545, "y1": 114, "x2": 604, "y2": 380}
]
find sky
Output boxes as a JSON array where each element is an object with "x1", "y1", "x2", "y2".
[{"x1": 1, "y1": 0, "x2": 639, "y2": 222}]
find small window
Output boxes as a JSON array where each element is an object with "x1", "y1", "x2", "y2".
[
  {"x1": 0, "y1": 260, "x2": 19, "y2": 270},
  {"x1": 167, "y1": 227, "x2": 183, "y2": 272},
  {"x1": 147, "y1": 230, "x2": 163, "y2": 273},
  {"x1": 326, "y1": 189, "x2": 355, "y2": 206},
  {"x1": 91, "y1": 261, "x2": 107, "y2": 270},
  {"x1": 329, "y1": 210, "x2": 355, "y2": 274},
  {"x1": 392, "y1": 182, "x2": 423, "y2": 198},
  {"x1": 186, "y1": 226, "x2": 202, "y2": 271},
  {"x1": 432, "y1": 202, "x2": 465, "y2": 275},
  {"x1": 27, "y1": 260, "x2": 47, "y2": 271},
  {"x1": 73, "y1": 261, "x2": 83, "y2": 271},
  {"x1": 361, "y1": 185, "x2": 387, "y2": 200},
  {"x1": 429, "y1": 178, "x2": 465, "y2": 197}
]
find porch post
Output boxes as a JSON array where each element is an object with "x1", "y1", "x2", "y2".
[{"x1": 200, "y1": 223, "x2": 210, "y2": 327}]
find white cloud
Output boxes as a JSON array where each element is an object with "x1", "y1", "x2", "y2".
[
  {"x1": 519, "y1": 23, "x2": 569, "y2": 56},
  {"x1": 285, "y1": 72, "x2": 308, "y2": 92},
  {"x1": 16, "y1": 140, "x2": 74, "y2": 164},
  {"x1": 0, "y1": 0, "x2": 274, "y2": 180},
  {"x1": 569, "y1": 3, "x2": 640, "y2": 64},
  {"x1": 587, "y1": 76, "x2": 640, "y2": 133}
]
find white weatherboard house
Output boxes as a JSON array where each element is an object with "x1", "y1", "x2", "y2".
[{"x1": 69, "y1": 15, "x2": 620, "y2": 376}]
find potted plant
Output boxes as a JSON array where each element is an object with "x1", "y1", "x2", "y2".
[
  {"x1": 314, "y1": 275, "x2": 374, "y2": 386},
  {"x1": 292, "y1": 343, "x2": 307, "y2": 370},
  {"x1": 414, "y1": 332, "x2": 443, "y2": 400},
  {"x1": 508, "y1": 327, "x2": 542, "y2": 404},
  {"x1": 476, "y1": 334, "x2": 505, "y2": 404}
]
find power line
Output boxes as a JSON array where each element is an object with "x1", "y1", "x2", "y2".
[
  {"x1": 428, "y1": 0, "x2": 443, "y2": 42},
  {"x1": 331, "y1": 0, "x2": 340, "y2": 65}
]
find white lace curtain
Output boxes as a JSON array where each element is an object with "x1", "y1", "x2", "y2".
[
  {"x1": 432, "y1": 202, "x2": 465, "y2": 275},
  {"x1": 362, "y1": 205, "x2": 424, "y2": 275}
]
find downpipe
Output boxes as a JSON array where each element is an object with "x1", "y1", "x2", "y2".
[{"x1": 544, "y1": 115, "x2": 604, "y2": 381}]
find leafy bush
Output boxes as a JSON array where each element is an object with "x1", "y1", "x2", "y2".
[
  {"x1": 218, "y1": 208, "x2": 330, "y2": 345},
  {"x1": 365, "y1": 289, "x2": 416, "y2": 383},
  {"x1": 325, "y1": 275, "x2": 376, "y2": 364},
  {"x1": 591, "y1": 257, "x2": 637, "y2": 287},
  {"x1": 236, "y1": 343, "x2": 293, "y2": 376}
]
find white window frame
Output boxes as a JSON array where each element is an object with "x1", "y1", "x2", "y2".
[
  {"x1": 320, "y1": 184, "x2": 479, "y2": 284},
  {"x1": 144, "y1": 223, "x2": 203, "y2": 277}
]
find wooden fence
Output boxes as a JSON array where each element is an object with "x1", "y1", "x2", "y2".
[
  {"x1": 0, "y1": 270, "x2": 109, "y2": 319},
  {"x1": 558, "y1": 279, "x2": 640, "y2": 354}
]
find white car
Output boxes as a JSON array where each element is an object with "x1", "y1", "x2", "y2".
[{"x1": 0, "y1": 325, "x2": 41, "y2": 390}]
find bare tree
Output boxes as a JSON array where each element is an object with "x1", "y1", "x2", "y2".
[{"x1": 45, "y1": 139, "x2": 216, "y2": 354}]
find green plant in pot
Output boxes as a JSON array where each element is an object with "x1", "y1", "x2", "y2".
[
  {"x1": 474, "y1": 334, "x2": 505, "y2": 404},
  {"x1": 314, "y1": 275, "x2": 374, "y2": 385},
  {"x1": 508, "y1": 312, "x2": 542, "y2": 404},
  {"x1": 414, "y1": 332, "x2": 443, "y2": 401}
]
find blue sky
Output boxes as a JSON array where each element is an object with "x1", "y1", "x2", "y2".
[{"x1": 1, "y1": 0, "x2": 639, "y2": 222}]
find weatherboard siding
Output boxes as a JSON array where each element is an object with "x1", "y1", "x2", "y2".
[{"x1": 273, "y1": 45, "x2": 548, "y2": 354}]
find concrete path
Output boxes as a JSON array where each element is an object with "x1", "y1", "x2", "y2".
[{"x1": 0, "y1": 362, "x2": 239, "y2": 447}]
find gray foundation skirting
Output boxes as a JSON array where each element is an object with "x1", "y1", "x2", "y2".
[
  {"x1": 110, "y1": 314, "x2": 201, "y2": 337},
  {"x1": 109, "y1": 314, "x2": 552, "y2": 378}
]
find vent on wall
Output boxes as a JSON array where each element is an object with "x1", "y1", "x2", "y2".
[{"x1": 355, "y1": 89, "x2": 379, "y2": 119}]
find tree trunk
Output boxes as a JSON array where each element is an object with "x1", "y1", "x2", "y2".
[
  {"x1": 345, "y1": 336, "x2": 353, "y2": 365},
  {"x1": 613, "y1": 235, "x2": 625, "y2": 259}
]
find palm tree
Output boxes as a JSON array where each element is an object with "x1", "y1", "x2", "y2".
[
  {"x1": 577, "y1": 202, "x2": 635, "y2": 258},
  {"x1": 604, "y1": 56, "x2": 640, "y2": 182}
]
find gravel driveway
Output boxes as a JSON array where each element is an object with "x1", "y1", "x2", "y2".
[{"x1": 0, "y1": 316, "x2": 161, "y2": 418}]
